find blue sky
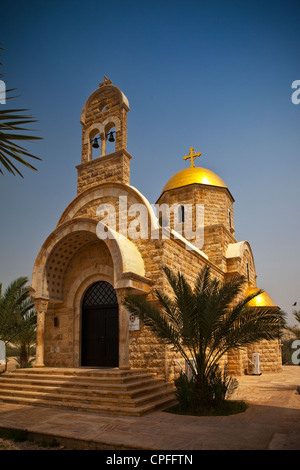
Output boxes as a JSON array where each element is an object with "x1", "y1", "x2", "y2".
[{"x1": 0, "y1": 0, "x2": 299, "y2": 325}]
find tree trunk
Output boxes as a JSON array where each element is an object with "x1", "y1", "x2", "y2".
[{"x1": 19, "y1": 344, "x2": 28, "y2": 368}]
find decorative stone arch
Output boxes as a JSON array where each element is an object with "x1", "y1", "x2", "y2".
[
  {"x1": 102, "y1": 116, "x2": 121, "y2": 133},
  {"x1": 226, "y1": 240, "x2": 255, "y2": 262},
  {"x1": 80, "y1": 83, "x2": 130, "y2": 126},
  {"x1": 31, "y1": 217, "x2": 146, "y2": 302},
  {"x1": 30, "y1": 217, "x2": 151, "y2": 369},
  {"x1": 83, "y1": 123, "x2": 103, "y2": 143},
  {"x1": 225, "y1": 240, "x2": 257, "y2": 285},
  {"x1": 66, "y1": 265, "x2": 114, "y2": 309},
  {"x1": 57, "y1": 181, "x2": 159, "y2": 232}
]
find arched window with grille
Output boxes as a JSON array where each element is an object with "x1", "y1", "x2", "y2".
[{"x1": 178, "y1": 205, "x2": 185, "y2": 223}]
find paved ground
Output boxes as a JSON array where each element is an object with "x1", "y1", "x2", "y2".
[{"x1": 0, "y1": 366, "x2": 299, "y2": 450}]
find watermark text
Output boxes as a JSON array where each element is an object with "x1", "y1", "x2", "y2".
[
  {"x1": 292, "y1": 339, "x2": 300, "y2": 365},
  {"x1": 96, "y1": 196, "x2": 204, "y2": 250},
  {"x1": 0, "y1": 80, "x2": 6, "y2": 104},
  {"x1": 291, "y1": 80, "x2": 300, "y2": 104}
]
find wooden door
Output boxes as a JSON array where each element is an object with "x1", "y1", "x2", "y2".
[{"x1": 81, "y1": 282, "x2": 119, "y2": 367}]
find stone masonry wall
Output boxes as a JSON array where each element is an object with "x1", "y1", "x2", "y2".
[
  {"x1": 76, "y1": 151, "x2": 131, "y2": 194},
  {"x1": 44, "y1": 304, "x2": 74, "y2": 367},
  {"x1": 246, "y1": 339, "x2": 282, "y2": 373},
  {"x1": 157, "y1": 184, "x2": 235, "y2": 234},
  {"x1": 203, "y1": 224, "x2": 236, "y2": 271}
]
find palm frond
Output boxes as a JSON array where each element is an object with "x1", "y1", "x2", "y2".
[
  {"x1": 124, "y1": 294, "x2": 181, "y2": 348},
  {"x1": 0, "y1": 277, "x2": 33, "y2": 344},
  {"x1": 123, "y1": 293, "x2": 197, "y2": 374},
  {"x1": 0, "y1": 48, "x2": 42, "y2": 177},
  {"x1": 123, "y1": 265, "x2": 284, "y2": 398},
  {"x1": 154, "y1": 290, "x2": 180, "y2": 327},
  {"x1": 194, "y1": 264, "x2": 211, "y2": 295}
]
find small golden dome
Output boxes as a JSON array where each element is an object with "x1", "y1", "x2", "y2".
[
  {"x1": 161, "y1": 167, "x2": 227, "y2": 194},
  {"x1": 246, "y1": 287, "x2": 277, "y2": 307}
]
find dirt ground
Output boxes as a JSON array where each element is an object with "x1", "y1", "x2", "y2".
[{"x1": 0, "y1": 437, "x2": 65, "y2": 450}]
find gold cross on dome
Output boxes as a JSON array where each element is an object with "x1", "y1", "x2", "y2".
[{"x1": 183, "y1": 147, "x2": 201, "y2": 168}]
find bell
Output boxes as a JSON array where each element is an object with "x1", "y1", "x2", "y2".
[
  {"x1": 92, "y1": 138, "x2": 99, "y2": 149},
  {"x1": 108, "y1": 132, "x2": 115, "y2": 142}
]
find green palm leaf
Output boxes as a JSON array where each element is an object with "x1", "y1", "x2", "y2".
[
  {"x1": 0, "y1": 277, "x2": 34, "y2": 344},
  {"x1": 0, "y1": 47, "x2": 42, "y2": 177},
  {"x1": 124, "y1": 265, "x2": 286, "y2": 406}
]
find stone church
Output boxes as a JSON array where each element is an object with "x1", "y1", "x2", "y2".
[{"x1": 29, "y1": 78, "x2": 282, "y2": 380}]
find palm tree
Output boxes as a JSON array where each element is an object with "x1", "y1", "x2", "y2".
[
  {"x1": 0, "y1": 45, "x2": 42, "y2": 177},
  {"x1": 124, "y1": 265, "x2": 285, "y2": 411},
  {"x1": 286, "y1": 310, "x2": 300, "y2": 339},
  {"x1": 13, "y1": 303, "x2": 36, "y2": 368},
  {"x1": 0, "y1": 277, "x2": 36, "y2": 368}
]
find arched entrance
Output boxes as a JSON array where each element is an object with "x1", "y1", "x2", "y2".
[{"x1": 81, "y1": 281, "x2": 119, "y2": 367}]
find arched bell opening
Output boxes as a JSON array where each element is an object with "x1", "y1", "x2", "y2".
[
  {"x1": 90, "y1": 132, "x2": 102, "y2": 160},
  {"x1": 104, "y1": 123, "x2": 116, "y2": 155},
  {"x1": 89, "y1": 125, "x2": 116, "y2": 159}
]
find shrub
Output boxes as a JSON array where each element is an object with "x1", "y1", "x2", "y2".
[{"x1": 174, "y1": 364, "x2": 239, "y2": 415}]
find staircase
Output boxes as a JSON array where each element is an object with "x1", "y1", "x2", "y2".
[{"x1": 0, "y1": 368, "x2": 177, "y2": 416}]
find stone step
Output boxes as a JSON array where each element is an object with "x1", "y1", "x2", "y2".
[
  {"x1": 0, "y1": 368, "x2": 177, "y2": 416},
  {"x1": 6, "y1": 371, "x2": 156, "y2": 386},
  {"x1": 0, "y1": 392, "x2": 177, "y2": 417},
  {"x1": 0, "y1": 384, "x2": 175, "y2": 408},
  {"x1": 12, "y1": 367, "x2": 146, "y2": 378},
  {"x1": 0, "y1": 378, "x2": 173, "y2": 399},
  {"x1": 0, "y1": 375, "x2": 160, "y2": 392}
]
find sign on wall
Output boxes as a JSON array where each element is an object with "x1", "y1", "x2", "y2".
[
  {"x1": 0, "y1": 341, "x2": 6, "y2": 365},
  {"x1": 129, "y1": 313, "x2": 140, "y2": 331}
]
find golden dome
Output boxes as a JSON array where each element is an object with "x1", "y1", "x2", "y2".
[
  {"x1": 246, "y1": 287, "x2": 277, "y2": 307},
  {"x1": 161, "y1": 167, "x2": 227, "y2": 194}
]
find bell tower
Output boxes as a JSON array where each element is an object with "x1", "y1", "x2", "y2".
[{"x1": 76, "y1": 77, "x2": 132, "y2": 194}]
